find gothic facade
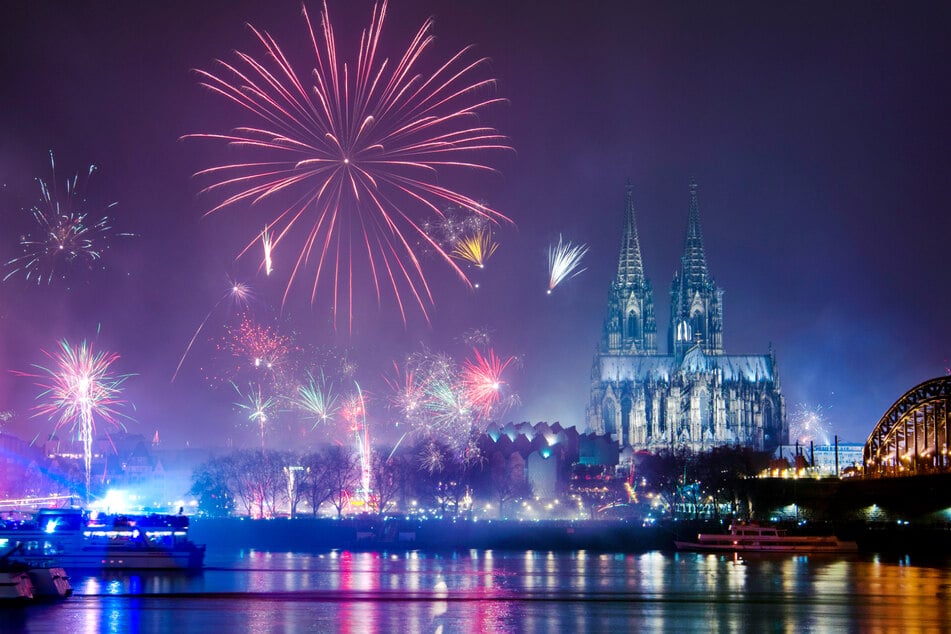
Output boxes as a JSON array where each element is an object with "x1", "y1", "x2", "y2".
[{"x1": 587, "y1": 182, "x2": 786, "y2": 452}]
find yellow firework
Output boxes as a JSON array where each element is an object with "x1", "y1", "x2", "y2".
[{"x1": 451, "y1": 229, "x2": 498, "y2": 269}]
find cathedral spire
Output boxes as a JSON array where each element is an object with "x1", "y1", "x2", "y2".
[
  {"x1": 680, "y1": 180, "x2": 709, "y2": 289},
  {"x1": 603, "y1": 182, "x2": 656, "y2": 355},
  {"x1": 670, "y1": 179, "x2": 723, "y2": 357},
  {"x1": 616, "y1": 180, "x2": 645, "y2": 286}
]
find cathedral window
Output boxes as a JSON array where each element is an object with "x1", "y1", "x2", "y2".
[
  {"x1": 602, "y1": 399, "x2": 617, "y2": 436},
  {"x1": 626, "y1": 311, "x2": 640, "y2": 340},
  {"x1": 676, "y1": 320, "x2": 692, "y2": 342},
  {"x1": 690, "y1": 310, "x2": 704, "y2": 342},
  {"x1": 621, "y1": 397, "x2": 633, "y2": 446}
]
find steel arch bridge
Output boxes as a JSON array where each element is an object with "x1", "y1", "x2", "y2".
[{"x1": 864, "y1": 376, "x2": 951, "y2": 477}]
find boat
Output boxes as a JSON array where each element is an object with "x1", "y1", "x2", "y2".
[
  {"x1": 0, "y1": 567, "x2": 33, "y2": 602},
  {"x1": 27, "y1": 565, "x2": 73, "y2": 600},
  {"x1": 0, "y1": 508, "x2": 205, "y2": 570},
  {"x1": 0, "y1": 543, "x2": 72, "y2": 601},
  {"x1": 674, "y1": 522, "x2": 859, "y2": 553}
]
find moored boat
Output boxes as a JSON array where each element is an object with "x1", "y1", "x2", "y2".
[
  {"x1": 675, "y1": 522, "x2": 859, "y2": 553},
  {"x1": 0, "y1": 543, "x2": 72, "y2": 600},
  {"x1": 27, "y1": 566, "x2": 72, "y2": 600},
  {"x1": 0, "y1": 508, "x2": 205, "y2": 570},
  {"x1": 0, "y1": 569, "x2": 34, "y2": 602}
]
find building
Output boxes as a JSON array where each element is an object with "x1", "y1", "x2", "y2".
[
  {"x1": 774, "y1": 443, "x2": 865, "y2": 476},
  {"x1": 587, "y1": 182, "x2": 786, "y2": 452}
]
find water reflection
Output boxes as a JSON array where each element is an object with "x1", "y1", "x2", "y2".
[{"x1": 15, "y1": 551, "x2": 951, "y2": 633}]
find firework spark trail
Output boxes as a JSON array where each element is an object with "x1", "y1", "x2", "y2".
[
  {"x1": 185, "y1": 0, "x2": 513, "y2": 330},
  {"x1": 172, "y1": 279, "x2": 253, "y2": 382},
  {"x1": 296, "y1": 370, "x2": 339, "y2": 429},
  {"x1": 233, "y1": 382, "x2": 276, "y2": 448},
  {"x1": 17, "y1": 339, "x2": 133, "y2": 501},
  {"x1": 4, "y1": 152, "x2": 132, "y2": 285},
  {"x1": 261, "y1": 227, "x2": 274, "y2": 276},
  {"x1": 341, "y1": 384, "x2": 372, "y2": 503},
  {"x1": 547, "y1": 235, "x2": 588, "y2": 294},
  {"x1": 451, "y1": 227, "x2": 498, "y2": 269}
]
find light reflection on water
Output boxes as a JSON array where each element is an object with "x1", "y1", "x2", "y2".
[{"x1": 3, "y1": 550, "x2": 950, "y2": 633}]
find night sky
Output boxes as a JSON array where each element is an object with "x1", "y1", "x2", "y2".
[{"x1": 1, "y1": 0, "x2": 949, "y2": 448}]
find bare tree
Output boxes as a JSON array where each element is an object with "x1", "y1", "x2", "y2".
[
  {"x1": 189, "y1": 456, "x2": 235, "y2": 517},
  {"x1": 225, "y1": 451, "x2": 258, "y2": 517},
  {"x1": 256, "y1": 451, "x2": 289, "y2": 518},
  {"x1": 323, "y1": 445, "x2": 359, "y2": 519},
  {"x1": 481, "y1": 452, "x2": 532, "y2": 519},
  {"x1": 300, "y1": 451, "x2": 335, "y2": 517},
  {"x1": 370, "y1": 449, "x2": 402, "y2": 516}
]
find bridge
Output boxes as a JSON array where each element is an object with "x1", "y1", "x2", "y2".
[
  {"x1": 863, "y1": 376, "x2": 951, "y2": 477},
  {"x1": 741, "y1": 376, "x2": 951, "y2": 523}
]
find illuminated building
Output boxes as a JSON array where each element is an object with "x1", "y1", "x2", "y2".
[{"x1": 587, "y1": 182, "x2": 787, "y2": 451}]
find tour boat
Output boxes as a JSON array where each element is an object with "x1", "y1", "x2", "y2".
[
  {"x1": 0, "y1": 508, "x2": 205, "y2": 570},
  {"x1": 674, "y1": 522, "x2": 859, "y2": 553}
]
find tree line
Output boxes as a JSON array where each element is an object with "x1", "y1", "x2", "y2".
[{"x1": 188, "y1": 439, "x2": 534, "y2": 519}]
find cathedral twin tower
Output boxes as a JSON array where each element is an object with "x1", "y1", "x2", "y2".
[{"x1": 587, "y1": 182, "x2": 786, "y2": 452}]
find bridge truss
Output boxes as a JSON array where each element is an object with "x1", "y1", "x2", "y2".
[{"x1": 864, "y1": 376, "x2": 951, "y2": 476}]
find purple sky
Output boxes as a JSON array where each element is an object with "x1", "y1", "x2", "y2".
[{"x1": 1, "y1": 0, "x2": 949, "y2": 448}]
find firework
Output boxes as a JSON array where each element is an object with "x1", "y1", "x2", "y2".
[
  {"x1": 547, "y1": 235, "x2": 588, "y2": 294},
  {"x1": 459, "y1": 326, "x2": 493, "y2": 350},
  {"x1": 233, "y1": 382, "x2": 276, "y2": 448},
  {"x1": 790, "y1": 402, "x2": 832, "y2": 445},
  {"x1": 451, "y1": 228, "x2": 498, "y2": 269},
  {"x1": 4, "y1": 151, "x2": 131, "y2": 285},
  {"x1": 421, "y1": 205, "x2": 492, "y2": 253},
  {"x1": 186, "y1": 0, "x2": 513, "y2": 329},
  {"x1": 341, "y1": 384, "x2": 372, "y2": 503},
  {"x1": 387, "y1": 344, "x2": 518, "y2": 454},
  {"x1": 214, "y1": 313, "x2": 300, "y2": 394},
  {"x1": 386, "y1": 351, "x2": 462, "y2": 442},
  {"x1": 461, "y1": 348, "x2": 515, "y2": 418},
  {"x1": 384, "y1": 362, "x2": 427, "y2": 425},
  {"x1": 19, "y1": 339, "x2": 133, "y2": 501},
  {"x1": 261, "y1": 227, "x2": 274, "y2": 276},
  {"x1": 296, "y1": 370, "x2": 339, "y2": 429},
  {"x1": 419, "y1": 441, "x2": 446, "y2": 474},
  {"x1": 172, "y1": 277, "x2": 253, "y2": 382},
  {"x1": 424, "y1": 376, "x2": 472, "y2": 433}
]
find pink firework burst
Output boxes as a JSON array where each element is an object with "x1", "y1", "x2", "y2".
[
  {"x1": 461, "y1": 348, "x2": 515, "y2": 419},
  {"x1": 222, "y1": 314, "x2": 294, "y2": 375},
  {"x1": 186, "y1": 0, "x2": 513, "y2": 329},
  {"x1": 18, "y1": 339, "x2": 133, "y2": 500}
]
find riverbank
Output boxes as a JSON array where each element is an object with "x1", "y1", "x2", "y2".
[{"x1": 189, "y1": 517, "x2": 951, "y2": 556}]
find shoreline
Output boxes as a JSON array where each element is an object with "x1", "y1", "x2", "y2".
[{"x1": 189, "y1": 517, "x2": 951, "y2": 557}]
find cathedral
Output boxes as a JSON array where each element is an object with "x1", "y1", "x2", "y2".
[{"x1": 586, "y1": 182, "x2": 787, "y2": 452}]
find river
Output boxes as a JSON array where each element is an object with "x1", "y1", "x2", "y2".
[{"x1": 3, "y1": 549, "x2": 949, "y2": 632}]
